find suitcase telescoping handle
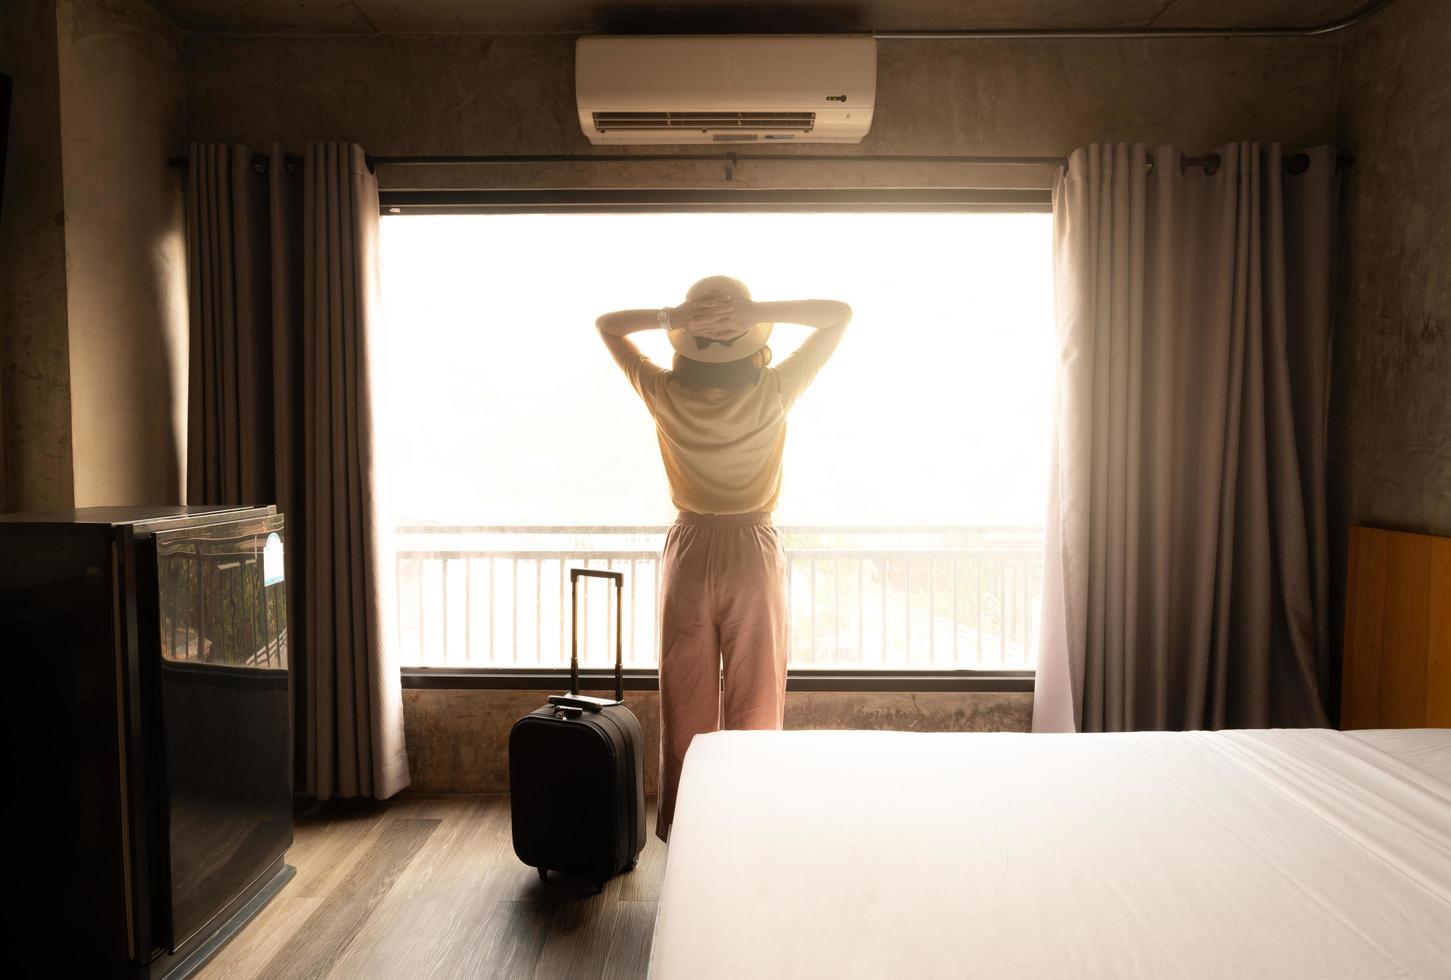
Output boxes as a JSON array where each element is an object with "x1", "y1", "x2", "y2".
[{"x1": 569, "y1": 568, "x2": 625, "y2": 701}]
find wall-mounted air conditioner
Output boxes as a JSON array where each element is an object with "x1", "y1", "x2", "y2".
[{"x1": 576, "y1": 35, "x2": 877, "y2": 146}]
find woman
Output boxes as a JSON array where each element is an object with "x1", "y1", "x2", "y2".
[{"x1": 597, "y1": 276, "x2": 851, "y2": 841}]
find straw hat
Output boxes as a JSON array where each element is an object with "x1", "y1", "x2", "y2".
[{"x1": 667, "y1": 275, "x2": 772, "y2": 363}]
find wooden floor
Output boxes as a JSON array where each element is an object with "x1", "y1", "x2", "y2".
[{"x1": 199, "y1": 795, "x2": 666, "y2": 980}]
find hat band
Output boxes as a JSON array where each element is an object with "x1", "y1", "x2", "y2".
[{"x1": 694, "y1": 333, "x2": 746, "y2": 351}]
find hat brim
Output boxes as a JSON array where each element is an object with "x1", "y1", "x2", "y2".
[{"x1": 667, "y1": 323, "x2": 773, "y2": 364}]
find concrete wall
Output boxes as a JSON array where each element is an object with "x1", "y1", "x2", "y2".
[
  {"x1": 182, "y1": 33, "x2": 1342, "y2": 190},
  {"x1": 0, "y1": 0, "x2": 75, "y2": 512},
  {"x1": 405, "y1": 687, "x2": 1033, "y2": 794},
  {"x1": 55, "y1": 0, "x2": 188, "y2": 507},
  {"x1": 1333, "y1": 0, "x2": 1451, "y2": 539}
]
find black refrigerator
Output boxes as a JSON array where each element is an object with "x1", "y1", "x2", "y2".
[{"x1": 0, "y1": 506, "x2": 294, "y2": 979}]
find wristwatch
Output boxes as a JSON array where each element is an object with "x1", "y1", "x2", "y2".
[{"x1": 657, "y1": 308, "x2": 672, "y2": 330}]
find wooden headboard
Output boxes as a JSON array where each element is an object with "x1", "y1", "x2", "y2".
[{"x1": 1342, "y1": 526, "x2": 1451, "y2": 729}]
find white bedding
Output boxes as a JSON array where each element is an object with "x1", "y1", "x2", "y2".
[{"x1": 651, "y1": 728, "x2": 1451, "y2": 979}]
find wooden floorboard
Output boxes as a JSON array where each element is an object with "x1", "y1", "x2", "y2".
[
  {"x1": 197, "y1": 796, "x2": 665, "y2": 980},
  {"x1": 531, "y1": 896, "x2": 627, "y2": 980},
  {"x1": 457, "y1": 900, "x2": 556, "y2": 980},
  {"x1": 601, "y1": 903, "x2": 658, "y2": 980},
  {"x1": 260, "y1": 817, "x2": 441, "y2": 979},
  {"x1": 286, "y1": 800, "x2": 394, "y2": 900},
  {"x1": 199, "y1": 896, "x2": 321, "y2": 980}
]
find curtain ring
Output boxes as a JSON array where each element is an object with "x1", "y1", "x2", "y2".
[
  {"x1": 1202, "y1": 153, "x2": 1222, "y2": 176},
  {"x1": 1285, "y1": 153, "x2": 1311, "y2": 176}
]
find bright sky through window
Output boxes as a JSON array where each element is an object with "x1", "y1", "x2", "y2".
[{"x1": 378, "y1": 211, "x2": 1054, "y2": 530}]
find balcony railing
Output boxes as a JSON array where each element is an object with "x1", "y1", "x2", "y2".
[{"x1": 394, "y1": 525, "x2": 1043, "y2": 671}]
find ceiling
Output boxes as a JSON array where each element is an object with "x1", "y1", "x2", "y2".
[{"x1": 147, "y1": 0, "x2": 1377, "y2": 36}]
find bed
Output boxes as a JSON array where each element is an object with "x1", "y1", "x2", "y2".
[{"x1": 650, "y1": 727, "x2": 1451, "y2": 978}]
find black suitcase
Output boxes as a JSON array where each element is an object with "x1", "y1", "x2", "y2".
[{"x1": 509, "y1": 568, "x2": 646, "y2": 889}]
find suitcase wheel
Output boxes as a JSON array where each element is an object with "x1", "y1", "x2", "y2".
[
  {"x1": 537, "y1": 868, "x2": 548, "y2": 881},
  {"x1": 626, "y1": 857, "x2": 638, "y2": 872}
]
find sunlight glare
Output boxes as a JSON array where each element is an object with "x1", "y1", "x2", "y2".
[{"x1": 378, "y1": 212, "x2": 1055, "y2": 528}]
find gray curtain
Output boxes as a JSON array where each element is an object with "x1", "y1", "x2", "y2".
[
  {"x1": 187, "y1": 141, "x2": 409, "y2": 799},
  {"x1": 1034, "y1": 143, "x2": 1338, "y2": 734}
]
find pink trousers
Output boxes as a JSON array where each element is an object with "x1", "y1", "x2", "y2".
[{"x1": 656, "y1": 511, "x2": 788, "y2": 840}]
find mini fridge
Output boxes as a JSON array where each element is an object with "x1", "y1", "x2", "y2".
[{"x1": 0, "y1": 506, "x2": 294, "y2": 979}]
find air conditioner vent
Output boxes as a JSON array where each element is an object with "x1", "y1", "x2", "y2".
[
  {"x1": 593, "y1": 111, "x2": 816, "y2": 133},
  {"x1": 577, "y1": 36, "x2": 875, "y2": 145}
]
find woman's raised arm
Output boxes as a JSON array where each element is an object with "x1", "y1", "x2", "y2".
[{"x1": 751, "y1": 298, "x2": 853, "y2": 405}]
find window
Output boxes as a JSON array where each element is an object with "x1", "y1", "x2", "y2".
[{"x1": 379, "y1": 208, "x2": 1053, "y2": 674}]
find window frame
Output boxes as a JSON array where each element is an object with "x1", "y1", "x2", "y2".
[
  {"x1": 381, "y1": 188, "x2": 1048, "y2": 693},
  {"x1": 400, "y1": 667, "x2": 1035, "y2": 693},
  {"x1": 379, "y1": 187, "x2": 1052, "y2": 215}
]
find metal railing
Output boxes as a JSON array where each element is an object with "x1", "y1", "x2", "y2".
[{"x1": 393, "y1": 525, "x2": 1043, "y2": 671}]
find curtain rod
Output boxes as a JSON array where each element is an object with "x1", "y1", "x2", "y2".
[
  {"x1": 873, "y1": 0, "x2": 1395, "y2": 40},
  {"x1": 363, "y1": 152, "x2": 1067, "y2": 169},
  {"x1": 168, "y1": 150, "x2": 1351, "y2": 176}
]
